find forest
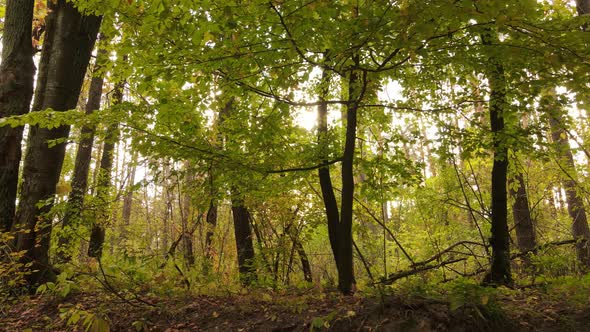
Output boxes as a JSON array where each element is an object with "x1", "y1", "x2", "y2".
[{"x1": 1, "y1": 0, "x2": 590, "y2": 330}]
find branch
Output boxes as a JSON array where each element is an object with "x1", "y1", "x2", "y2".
[
  {"x1": 378, "y1": 258, "x2": 466, "y2": 285},
  {"x1": 265, "y1": 157, "x2": 342, "y2": 173},
  {"x1": 510, "y1": 238, "x2": 578, "y2": 260},
  {"x1": 123, "y1": 123, "x2": 341, "y2": 175},
  {"x1": 348, "y1": 193, "x2": 415, "y2": 265},
  {"x1": 411, "y1": 241, "x2": 488, "y2": 268}
]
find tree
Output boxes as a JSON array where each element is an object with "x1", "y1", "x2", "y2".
[
  {"x1": 481, "y1": 30, "x2": 512, "y2": 286},
  {"x1": 0, "y1": 0, "x2": 35, "y2": 232},
  {"x1": 88, "y1": 81, "x2": 123, "y2": 259},
  {"x1": 543, "y1": 92, "x2": 590, "y2": 267},
  {"x1": 11, "y1": 0, "x2": 101, "y2": 285},
  {"x1": 231, "y1": 193, "x2": 256, "y2": 285},
  {"x1": 57, "y1": 50, "x2": 106, "y2": 262},
  {"x1": 509, "y1": 171, "x2": 537, "y2": 260}
]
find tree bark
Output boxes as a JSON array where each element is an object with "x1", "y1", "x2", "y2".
[
  {"x1": 509, "y1": 172, "x2": 537, "y2": 257},
  {"x1": 57, "y1": 56, "x2": 105, "y2": 262},
  {"x1": 202, "y1": 94, "x2": 231, "y2": 273},
  {"x1": 296, "y1": 240, "x2": 313, "y2": 283},
  {"x1": 12, "y1": 0, "x2": 101, "y2": 285},
  {"x1": 482, "y1": 31, "x2": 512, "y2": 286},
  {"x1": 317, "y1": 67, "x2": 342, "y2": 273},
  {"x1": 317, "y1": 56, "x2": 361, "y2": 294},
  {"x1": 0, "y1": 0, "x2": 35, "y2": 232},
  {"x1": 180, "y1": 163, "x2": 195, "y2": 267},
  {"x1": 88, "y1": 82, "x2": 123, "y2": 259},
  {"x1": 203, "y1": 198, "x2": 217, "y2": 273},
  {"x1": 337, "y1": 60, "x2": 361, "y2": 294},
  {"x1": 577, "y1": 0, "x2": 590, "y2": 15},
  {"x1": 544, "y1": 93, "x2": 590, "y2": 268},
  {"x1": 231, "y1": 194, "x2": 256, "y2": 285},
  {"x1": 119, "y1": 151, "x2": 137, "y2": 247},
  {"x1": 88, "y1": 124, "x2": 117, "y2": 259}
]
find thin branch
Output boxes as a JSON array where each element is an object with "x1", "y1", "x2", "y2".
[{"x1": 379, "y1": 258, "x2": 467, "y2": 285}]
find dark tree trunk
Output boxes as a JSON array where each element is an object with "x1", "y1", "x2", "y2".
[
  {"x1": 231, "y1": 194, "x2": 256, "y2": 285},
  {"x1": 509, "y1": 173, "x2": 537, "y2": 257},
  {"x1": 0, "y1": 0, "x2": 35, "y2": 232},
  {"x1": 317, "y1": 68, "x2": 341, "y2": 272},
  {"x1": 203, "y1": 198, "x2": 217, "y2": 273},
  {"x1": 337, "y1": 62, "x2": 361, "y2": 294},
  {"x1": 88, "y1": 83, "x2": 122, "y2": 259},
  {"x1": 162, "y1": 164, "x2": 173, "y2": 255},
  {"x1": 12, "y1": 0, "x2": 101, "y2": 285},
  {"x1": 545, "y1": 95, "x2": 590, "y2": 267},
  {"x1": 57, "y1": 60, "x2": 105, "y2": 262},
  {"x1": 317, "y1": 58, "x2": 361, "y2": 294},
  {"x1": 87, "y1": 124, "x2": 117, "y2": 259},
  {"x1": 482, "y1": 32, "x2": 512, "y2": 286},
  {"x1": 295, "y1": 240, "x2": 312, "y2": 283},
  {"x1": 577, "y1": 0, "x2": 590, "y2": 15}
]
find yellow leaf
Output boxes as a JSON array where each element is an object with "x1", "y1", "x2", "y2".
[{"x1": 480, "y1": 295, "x2": 489, "y2": 305}]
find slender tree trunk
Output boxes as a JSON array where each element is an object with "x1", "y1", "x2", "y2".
[
  {"x1": 88, "y1": 82, "x2": 123, "y2": 259},
  {"x1": 162, "y1": 164, "x2": 173, "y2": 256},
  {"x1": 337, "y1": 57, "x2": 362, "y2": 294},
  {"x1": 544, "y1": 93, "x2": 590, "y2": 267},
  {"x1": 316, "y1": 67, "x2": 342, "y2": 277},
  {"x1": 317, "y1": 56, "x2": 361, "y2": 294},
  {"x1": 250, "y1": 215, "x2": 273, "y2": 276},
  {"x1": 482, "y1": 31, "x2": 512, "y2": 286},
  {"x1": 204, "y1": 198, "x2": 217, "y2": 272},
  {"x1": 12, "y1": 0, "x2": 101, "y2": 285},
  {"x1": 296, "y1": 240, "x2": 313, "y2": 283},
  {"x1": 88, "y1": 124, "x2": 117, "y2": 258},
  {"x1": 231, "y1": 193, "x2": 256, "y2": 285},
  {"x1": 181, "y1": 164, "x2": 195, "y2": 267},
  {"x1": 509, "y1": 173, "x2": 537, "y2": 256},
  {"x1": 90, "y1": 140, "x2": 103, "y2": 195},
  {"x1": 0, "y1": 0, "x2": 35, "y2": 232},
  {"x1": 57, "y1": 57, "x2": 105, "y2": 262},
  {"x1": 119, "y1": 151, "x2": 137, "y2": 247}
]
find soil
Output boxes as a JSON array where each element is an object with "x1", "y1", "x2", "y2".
[{"x1": 1, "y1": 288, "x2": 589, "y2": 331}]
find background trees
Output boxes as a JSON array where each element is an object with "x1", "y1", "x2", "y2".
[{"x1": 1, "y1": 0, "x2": 590, "y2": 298}]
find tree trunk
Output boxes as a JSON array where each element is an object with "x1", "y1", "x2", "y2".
[
  {"x1": 88, "y1": 82, "x2": 123, "y2": 259},
  {"x1": 231, "y1": 194, "x2": 256, "y2": 285},
  {"x1": 337, "y1": 60, "x2": 361, "y2": 294},
  {"x1": 57, "y1": 56, "x2": 105, "y2": 262},
  {"x1": 203, "y1": 198, "x2": 217, "y2": 273},
  {"x1": 12, "y1": 0, "x2": 101, "y2": 285},
  {"x1": 509, "y1": 172, "x2": 537, "y2": 258},
  {"x1": 181, "y1": 164, "x2": 195, "y2": 267},
  {"x1": 544, "y1": 93, "x2": 590, "y2": 268},
  {"x1": 482, "y1": 31, "x2": 512, "y2": 286},
  {"x1": 296, "y1": 241, "x2": 313, "y2": 283},
  {"x1": 316, "y1": 67, "x2": 342, "y2": 279},
  {"x1": 0, "y1": 0, "x2": 35, "y2": 232},
  {"x1": 119, "y1": 151, "x2": 137, "y2": 247},
  {"x1": 578, "y1": 0, "x2": 590, "y2": 15},
  {"x1": 88, "y1": 124, "x2": 117, "y2": 258}
]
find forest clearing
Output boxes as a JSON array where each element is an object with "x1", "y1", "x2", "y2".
[{"x1": 2, "y1": 0, "x2": 590, "y2": 330}]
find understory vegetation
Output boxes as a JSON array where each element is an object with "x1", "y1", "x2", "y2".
[{"x1": 2, "y1": 0, "x2": 590, "y2": 330}]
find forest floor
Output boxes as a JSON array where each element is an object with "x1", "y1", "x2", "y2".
[{"x1": 2, "y1": 285, "x2": 590, "y2": 332}]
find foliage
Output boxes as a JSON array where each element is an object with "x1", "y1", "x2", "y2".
[
  {"x1": 3, "y1": 0, "x2": 590, "y2": 328},
  {"x1": 59, "y1": 304, "x2": 110, "y2": 332},
  {"x1": 0, "y1": 232, "x2": 28, "y2": 301}
]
